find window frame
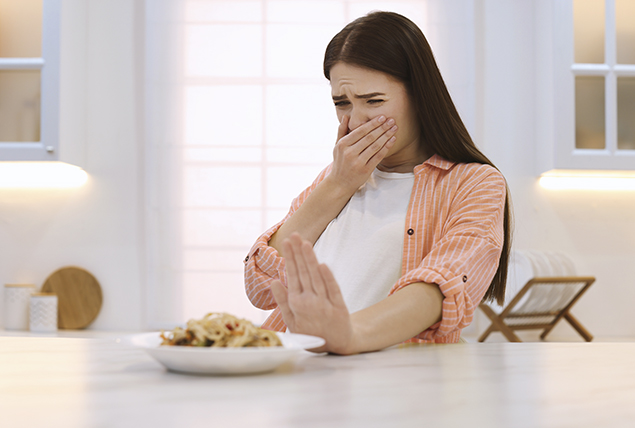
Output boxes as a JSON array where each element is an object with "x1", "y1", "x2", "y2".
[
  {"x1": 537, "y1": 0, "x2": 635, "y2": 174},
  {"x1": 0, "y1": 0, "x2": 61, "y2": 161}
]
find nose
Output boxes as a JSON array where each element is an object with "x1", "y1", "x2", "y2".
[{"x1": 347, "y1": 108, "x2": 369, "y2": 132}]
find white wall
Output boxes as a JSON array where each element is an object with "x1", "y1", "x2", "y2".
[{"x1": 0, "y1": 0, "x2": 144, "y2": 330}]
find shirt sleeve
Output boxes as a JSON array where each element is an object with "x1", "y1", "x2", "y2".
[
  {"x1": 391, "y1": 166, "x2": 507, "y2": 342},
  {"x1": 243, "y1": 165, "x2": 332, "y2": 311}
]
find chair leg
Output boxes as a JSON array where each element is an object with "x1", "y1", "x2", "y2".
[
  {"x1": 478, "y1": 325, "x2": 494, "y2": 342},
  {"x1": 478, "y1": 304, "x2": 523, "y2": 342},
  {"x1": 498, "y1": 325, "x2": 523, "y2": 343},
  {"x1": 564, "y1": 312, "x2": 594, "y2": 342},
  {"x1": 539, "y1": 322, "x2": 557, "y2": 340},
  {"x1": 540, "y1": 306, "x2": 572, "y2": 340}
]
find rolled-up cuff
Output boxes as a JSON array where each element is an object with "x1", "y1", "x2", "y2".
[
  {"x1": 248, "y1": 242, "x2": 285, "y2": 279},
  {"x1": 245, "y1": 218, "x2": 288, "y2": 279},
  {"x1": 434, "y1": 274, "x2": 474, "y2": 337}
]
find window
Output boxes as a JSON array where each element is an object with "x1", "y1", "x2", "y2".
[{"x1": 0, "y1": 0, "x2": 60, "y2": 161}]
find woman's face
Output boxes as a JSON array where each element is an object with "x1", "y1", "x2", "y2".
[{"x1": 329, "y1": 62, "x2": 426, "y2": 170}]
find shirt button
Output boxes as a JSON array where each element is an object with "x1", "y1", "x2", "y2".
[
  {"x1": 462, "y1": 275, "x2": 468, "y2": 283},
  {"x1": 244, "y1": 256, "x2": 249, "y2": 262},
  {"x1": 407, "y1": 228, "x2": 414, "y2": 236}
]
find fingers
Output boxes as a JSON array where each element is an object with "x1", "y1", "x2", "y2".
[
  {"x1": 271, "y1": 279, "x2": 295, "y2": 328},
  {"x1": 342, "y1": 115, "x2": 386, "y2": 145},
  {"x1": 299, "y1": 238, "x2": 328, "y2": 298},
  {"x1": 337, "y1": 115, "x2": 349, "y2": 142},
  {"x1": 318, "y1": 264, "x2": 347, "y2": 308},
  {"x1": 362, "y1": 133, "x2": 397, "y2": 167},
  {"x1": 283, "y1": 233, "x2": 328, "y2": 298},
  {"x1": 287, "y1": 233, "x2": 314, "y2": 294},
  {"x1": 341, "y1": 116, "x2": 397, "y2": 152},
  {"x1": 336, "y1": 116, "x2": 398, "y2": 171},
  {"x1": 356, "y1": 121, "x2": 397, "y2": 158},
  {"x1": 282, "y1": 238, "x2": 302, "y2": 294}
]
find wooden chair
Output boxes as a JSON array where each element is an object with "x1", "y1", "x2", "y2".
[{"x1": 478, "y1": 276, "x2": 595, "y2": 342}]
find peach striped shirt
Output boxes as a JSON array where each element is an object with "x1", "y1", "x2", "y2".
[{"x1": 244, "y1": 155, "x2": 506, "y2": 343}]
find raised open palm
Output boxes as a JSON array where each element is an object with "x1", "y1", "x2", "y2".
[{"x1": 270, "y1": 233, "x2": 354, "y2": 354}]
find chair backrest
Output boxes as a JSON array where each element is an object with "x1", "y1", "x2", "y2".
[
  {"x1": 509, "y1": 277, "x2": 591, "y2": 315},
  {"x1": 491, "y1": 250, "x2": 578, "y2": 314}
]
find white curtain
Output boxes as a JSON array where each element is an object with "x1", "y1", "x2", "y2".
[{"x1": 143, "y1": 0, "x2": 469, "y2": 328}]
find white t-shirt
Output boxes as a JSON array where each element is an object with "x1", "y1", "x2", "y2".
[{"x1": 313, "y1": 168, "x2": 415, "y2": 314}]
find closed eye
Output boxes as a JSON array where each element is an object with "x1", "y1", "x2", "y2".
[
  {"x1": 334, "y1": 100, "x2": 350, "y2": 107},
  {"x1": 367, "y1": 99, "x2": 384, "y2": 104}
]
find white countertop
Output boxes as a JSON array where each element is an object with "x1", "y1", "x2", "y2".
[{"x1": 2, "y1": 335, "x2": 635, "y2": 428}]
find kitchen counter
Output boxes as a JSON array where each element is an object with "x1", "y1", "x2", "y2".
[{"x1": 2, "y1": 336, "x2": 635, "y2": 428}]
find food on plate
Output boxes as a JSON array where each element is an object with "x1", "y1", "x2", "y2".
[{"x1": 160, "y1": 312, "x2": 282, "y2": 348}]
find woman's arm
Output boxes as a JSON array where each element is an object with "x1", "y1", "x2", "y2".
[
  {"x1": 268, "y1": 175, "x2": 353, "y2": 252},
  {"x1": 246, "y1": 115, "x2": 397, "y2": 311},
  {"x1": 270, "y1": 233, "x2": 443, "y2": 355},
  {"x1": 348, "y1": 281, "x2": 443, "y2": 354},
  {"x1": 269, "y1": 115, "x2": 397, "y2": 252},
  {"x1": 390, "y1": 166, "x2": 507, "y2": 342},
  {"x1": 268, "y1": 165, "x2": 507, "y2": 349}
]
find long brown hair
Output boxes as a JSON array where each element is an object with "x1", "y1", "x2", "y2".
[{"x1": 323, "y1": 11, "x2": 512, "y2": 305}]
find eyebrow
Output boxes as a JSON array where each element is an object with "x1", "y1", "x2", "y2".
[{"x1": 332, "y1": 92, "x2": 386, "y2": 101}]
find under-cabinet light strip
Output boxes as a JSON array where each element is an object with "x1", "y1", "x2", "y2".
[
  {"x1": 539, "y1": 171, "x2": 635, "y2": 191},
  {"x1": 0, "y1": 162, "x2": 88, "y2": 188}
]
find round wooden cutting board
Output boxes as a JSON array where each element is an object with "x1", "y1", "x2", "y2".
[{"x1": 41, "y1": 267, "x2": 103, "y2": 329}]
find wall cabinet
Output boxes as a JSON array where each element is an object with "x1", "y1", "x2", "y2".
[
  {"x1": 536, "y1": 0, "x2": 635, "y2": 174},
  {"x1": 0, "y1": 0, "x2": 86, "y2": 166}
]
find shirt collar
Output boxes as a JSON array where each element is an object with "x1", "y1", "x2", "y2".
[{"x1": 414, "y1": 154, "x2": 455, "y2": 174}]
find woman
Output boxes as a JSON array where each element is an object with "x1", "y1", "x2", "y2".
[{"x1": 244, "y1": 11, "x2": 511, "y2": 354}]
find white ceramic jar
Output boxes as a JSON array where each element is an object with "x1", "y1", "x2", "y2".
[
  {"x1": 3, "y1": 284, "x2": 36, "y2": 330},
  {"x1": 29, "y1": 293, "x2": 58, "y2": 333}
]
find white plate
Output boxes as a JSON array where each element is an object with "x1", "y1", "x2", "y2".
[{"x1": 120, "y1": 331, "x2": 325, "y2": 375}]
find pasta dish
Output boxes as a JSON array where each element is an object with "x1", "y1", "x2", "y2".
[{"x1": 160, "y1": 312, "x2": 282, "y2": 348}]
